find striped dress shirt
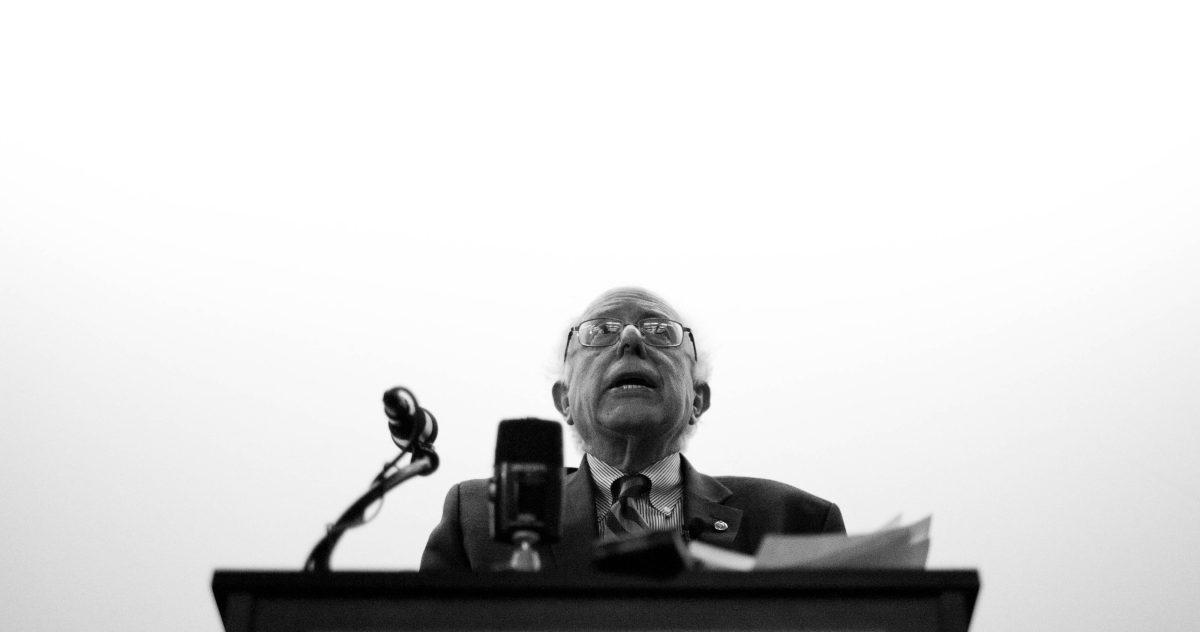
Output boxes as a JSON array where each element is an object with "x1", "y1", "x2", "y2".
[{"x1": 586, "y1": 452, "x2": 684, "y2": 537}]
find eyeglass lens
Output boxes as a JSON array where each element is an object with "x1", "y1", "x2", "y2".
[{"x1": 578, "y1": 319, "x2": 683, "y2": 347}]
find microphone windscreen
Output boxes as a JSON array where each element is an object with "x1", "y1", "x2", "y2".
[
  {"x1": 493, "y1": 418, "x2": 563, "y2": 544},
  {"x1": 382, "y1": 387, "x2": 437, "y2": 449},
  {"x1": 382, "y1": 387, "x2": 416, "y2": 421},
  {"x1": 495, "y1": 418, "x2": 563, "y2": 467}
]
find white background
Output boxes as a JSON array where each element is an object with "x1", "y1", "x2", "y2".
[{"x1": 2, "y1": 2, "x2": 1198, "y2": 630}]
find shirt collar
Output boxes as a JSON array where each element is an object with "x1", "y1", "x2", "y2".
[{"x1": 586, "y1": 452, "x2": 683, "y2": 515}]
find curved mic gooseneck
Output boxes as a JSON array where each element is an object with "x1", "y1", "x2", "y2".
[{"x1": 303, "y1": 386, "x2": 440, "y2": 573}]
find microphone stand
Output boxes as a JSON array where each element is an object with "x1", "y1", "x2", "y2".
[
  {"x1": 508, "y1": 529, "x2": 542, "y2": 572},
  {"x1": 304, "y1": 445, "x2": 439, "y2": 573}
]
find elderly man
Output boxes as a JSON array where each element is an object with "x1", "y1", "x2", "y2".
[{"x1": 420, "y1": 287, "x2": 844, "y2": 571}]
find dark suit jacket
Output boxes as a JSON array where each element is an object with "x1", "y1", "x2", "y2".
[{"x1": 420, "y1": 455, "x2": 845, "y2": 572}]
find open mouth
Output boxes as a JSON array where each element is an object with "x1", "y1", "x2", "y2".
[{"x1": 605, "y1": 373, "x2": 659, "y2": 393}]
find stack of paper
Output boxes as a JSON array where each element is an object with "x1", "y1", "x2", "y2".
[{"x1": 689, "y1": 515, "x2": 931, "y2": 571}]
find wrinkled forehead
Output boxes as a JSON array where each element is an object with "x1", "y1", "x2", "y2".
[{"x1": 578, "y1": 287, "x2": 682, "y2": 323}]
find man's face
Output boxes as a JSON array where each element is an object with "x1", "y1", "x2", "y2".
[{"x1": 555, "y1": 290, "x2": 700, "y2": 454}]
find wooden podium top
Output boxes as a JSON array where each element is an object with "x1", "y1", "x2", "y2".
[{"x1": 213, "y1": 569, "x2": 980, "y2": 632}]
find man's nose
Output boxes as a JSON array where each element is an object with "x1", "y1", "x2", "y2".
[{"x1": 617, "y1": 324, "x2": 648, "y2": 357}]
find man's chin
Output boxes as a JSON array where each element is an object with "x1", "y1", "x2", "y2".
[{"x1": 596, "y1": 404, "x2": 667, "y2": 434}]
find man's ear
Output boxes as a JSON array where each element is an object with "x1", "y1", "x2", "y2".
[
  {"x1": 691, "y1": 382, "x2": 711, "y2": 423},
  {"x1": 551, "y1": 381, "x2": 571, "y2": 423}
]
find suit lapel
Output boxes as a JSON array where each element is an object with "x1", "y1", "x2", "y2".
[
  {"x1": 545, "y1": 455, "x2": 744, "y2": 568},
  {"x1": 547, "y1": 458, "x2": 598, "y2": 571},
  {"x1": 681, "y1": 455, "x2": 743, "y2": 548}
]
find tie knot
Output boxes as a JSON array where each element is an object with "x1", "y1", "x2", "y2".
[{"x1": 611, "y1": 473, "x2": 651, "y2": 502}]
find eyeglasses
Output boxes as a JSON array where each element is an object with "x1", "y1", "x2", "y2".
[{"x1": 563, "y1": 318, "x2": 697, "y2": 361}]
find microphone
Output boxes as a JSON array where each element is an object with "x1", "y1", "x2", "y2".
[
  {"x1": 382, "y1": 387, "x2": 438, "y2": 451},
  {"x1": 491, "y1": 418, "x2": 563, "y2": 555},
  {"x1": 304, "y1": 386, "x2": 439, "y2": 573}
]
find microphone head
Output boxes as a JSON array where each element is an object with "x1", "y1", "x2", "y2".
[
  {"x1": 383, "y1": 387, "x2": 437, "y2": 449},
  {"x1": 492, "y1": 418, "x2": 563, "y2": 544},
  {"x1": 494, "y1": 418, "x2": 563, "y2": 466}
]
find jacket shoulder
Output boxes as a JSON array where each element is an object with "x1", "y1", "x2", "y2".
[
  {"x1": 419, "y1": 477, "x2": 494, "y2": 571},
  {"x1": 715, "y1": 475, "x2": 846, "y2": 534},
  {"x1": 453, "y1": 477, "x2": 491, "y2": 497},
  {"x1": 717, "y1": 476, "x2": 833, "y2": 506}
]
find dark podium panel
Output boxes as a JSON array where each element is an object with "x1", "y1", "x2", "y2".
[{"x1": 212, "y1": 570, "x2": 980, "y2": 632}]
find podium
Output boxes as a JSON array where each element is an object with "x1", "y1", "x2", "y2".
[{"x1": 212, "y1": 569, "x2": 979, "y2": 631}]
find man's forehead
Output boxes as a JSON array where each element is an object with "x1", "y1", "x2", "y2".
[{"x1": 580, "y1": 288, "x2": 681, "y2": 322}]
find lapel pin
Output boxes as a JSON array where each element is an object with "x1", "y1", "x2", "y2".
[{"x1": 713, "y1": 520, "x2": 729, "y2": 532}]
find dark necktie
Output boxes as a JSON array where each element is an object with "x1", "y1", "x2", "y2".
[{"x1": 604, "y1": 473, "x2": 652, "y2": 538}]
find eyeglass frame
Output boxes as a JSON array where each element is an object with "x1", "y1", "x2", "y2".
[{"x1": 562, "y1": 317, "x2": 698, "y2": 362}]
